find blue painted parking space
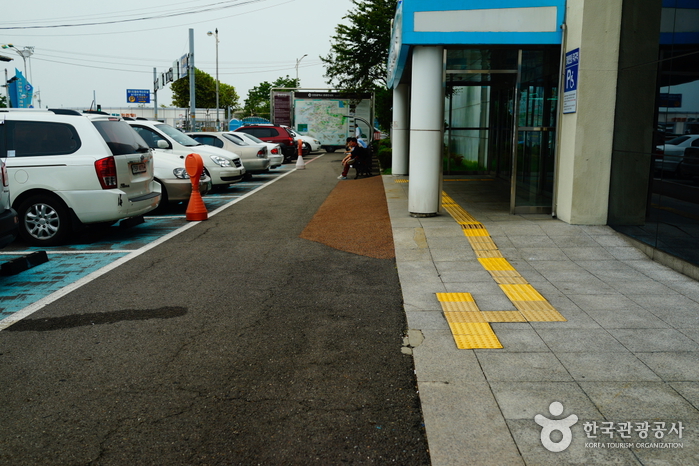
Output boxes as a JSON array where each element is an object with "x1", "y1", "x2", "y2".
[{"x1": 0, "y1": 166, "x2": 295, "y2": 323}]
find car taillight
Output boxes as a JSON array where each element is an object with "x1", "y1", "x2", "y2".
[
  {"x1": 285, "y1": 137, "x2": 293, "y2": 146},
  {"x1": 94, "y1": 156, "x2": 118, "y2": 189},
  {"x1": 271, "y1": 147, "x2": 279, "y2": 154},
  {"x1": 1, "y1": 161, "x2": 8, "y2": 187}
]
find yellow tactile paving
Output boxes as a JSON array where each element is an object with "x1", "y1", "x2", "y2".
[
  {"x1": 447, "y1": 322, "x2": 497, "y2": 335},
  {"x1": 499, "y1": 284, "x2": 547, "y2": 301},
  {"x1": 463, "y1": 228, "x2": 490, "y2": 237},
  {"x1": 436, "y1": 292, "x2": 474, "y2": 302},
  {"x1": 474, "y1": 249, "x2": 505, "y2": 259},
  {"x1": 434, "y1": 190, "x2": 567, "y2": 348},
  {"x1": 441, "y1": 301, "x2": 481, "y2": 312},
  {"x1": 488, "y1": 270, "x2": 528, "y2": 284},
  {"x1": 453, "y1": 334, "x2": 503, "y2": 349},
  {"x1": 478, "y1": 258, "x2": 516, "y2": 271},
  {"x1": 394, "y1": 179, "x2": 409, "y2": 183},
  {"x1": 520, "y1": 309, "x2": 567, "y2": 322},
  {"x1": 444, "y1": 311, "x2": 488, "y2": 323},
  {"x1": 467, "y1": 236, "x2": 499, "y2": 250},
  {"x1": 511, "y1": 300, "x2": 558, "y2": 312}
]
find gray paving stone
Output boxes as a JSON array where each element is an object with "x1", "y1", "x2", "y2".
[
  {"x1": 506, "y1": 419, "x2": 642, "y2": 465},
  {"x1": 579, "y1": 382, "x2": 699, "y2": 420},
  {"x1": 586, "y1": 308, "x2": 671, "y2": 329},
  {"x1": 405, "y1": 310, "x2": 449, "y2": 331},
  {"x1": 418, "y1": 381, "x2": 524, "y2": 466},
  {"x1": 567, "y1": 293, "x2": 641, "y2": 311},
  {"x1": 473, "y1": 328, "x2": 549, "y2": 353},
  {"x1": 556, "y1": 352, "x2": 662, "y2": 382},
  {"x1": 563, "y1": 247, "x2": 617, "y2": 261},
  {"x1": 476, "y1": 352, "x2": 573, "y2": 382},
  {"x1": 609, "y1": 328, "x2": 699, "y2": 352},
  {"x1": 635, "y1": 352, "x2": 699, "y2": 381},
  {"x1": 536, "y1": 328, "x2": 630, "y2": 352},
  {"x1": 412, "y1": 330, "x2": 486, "y2": 383},
  {"x1": 490, "y1": 381, "x2": 603, "y2": 419}
]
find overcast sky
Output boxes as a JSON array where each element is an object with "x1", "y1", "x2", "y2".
[{"x1": 2, "y1": 0, "x2": 355, "y2": 110}]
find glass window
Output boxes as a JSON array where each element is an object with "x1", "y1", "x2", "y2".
[{"x1": 9, "y1": 121, "x2": 81, "y2": 157}]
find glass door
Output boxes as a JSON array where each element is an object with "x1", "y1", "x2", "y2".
[{"x1": 511, "y1": 49, "x2": 560, "y2": 214}]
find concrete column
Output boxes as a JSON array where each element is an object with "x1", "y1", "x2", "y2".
[
  {"x1": 391, "y1": 83, "x2": 410, "y2": 176},
  {"x1": 555, "y1": 0, "x2": 622, "y2": 224},
  {"x1": 408, "y1": 46, "x2": 444, "y2": 217}
]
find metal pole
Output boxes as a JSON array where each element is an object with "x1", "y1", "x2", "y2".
[
  {"x1": 295, "y1": 54, "x2": 307, "y2": 87},
  {"x1": 215, "y1": 29, "x2": 219, "y2": 131},
  {"x1": 153, "y1": 68, "x2": 158, "y2": 120},
  {"x1": 189, "y1": 29, "x2": 196, "y2": 131}
]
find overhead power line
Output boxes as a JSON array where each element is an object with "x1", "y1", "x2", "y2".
[{"x1": 0, "y1": 0, "x2": 267, "y2": 30}]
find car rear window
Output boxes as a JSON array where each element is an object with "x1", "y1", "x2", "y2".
[
  {"x1": 222, "y1": 134, "x2": 247, "y2": 146},
  {"x1": 92, "y1": 120, "x2": 149, "y2": 155},
  {"x1": 6, "y1": 121, "x2": 81, "y2": 157},
  {"x1": 241, "y1": 127, "x2": 276, "y2": 138}
]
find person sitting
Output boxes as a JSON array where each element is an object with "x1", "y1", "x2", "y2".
[{"x1": 338, "y1": 137, "x2": 367, "y2": 180}]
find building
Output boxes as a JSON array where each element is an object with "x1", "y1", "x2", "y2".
[{"x1": 388, "y1": 0, "x2": 699, "y2": 274}]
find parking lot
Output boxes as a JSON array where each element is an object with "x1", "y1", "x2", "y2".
[{"x1": 0, "y1": 165, "x2": 295, "y2": 328}]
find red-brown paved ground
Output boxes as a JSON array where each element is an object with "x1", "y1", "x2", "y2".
[{"x1": 300, "y1": 176, "x2": 395, "y2": 259}]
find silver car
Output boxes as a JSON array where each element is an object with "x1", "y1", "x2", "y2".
[{"x1": 186, "y1": 131, "x2": 272, "y2": 176}]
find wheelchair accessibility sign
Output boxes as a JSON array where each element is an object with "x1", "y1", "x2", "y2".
[{"x1": 563, "y1": 48, "x2": 579, "y2": 114}]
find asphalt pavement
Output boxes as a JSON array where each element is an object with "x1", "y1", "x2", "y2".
[{"x1": 0, "y1": 155, "x2": 430, "y2": 465}]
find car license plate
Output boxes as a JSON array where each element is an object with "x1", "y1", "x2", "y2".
[{"x1": 131, "y1": 163, "x2": 147, "y2": 175}]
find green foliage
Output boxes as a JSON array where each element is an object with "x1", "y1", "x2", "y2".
[
  {"x1": 170, "y1": 68, "x2": 239, "y2": 110},
  {"x1": 0, "y1": 95, "x2": 6, "y2": 108},
  {"x1": 322, "y1": 0, "x2": 397, "y2": 130},
  {"x1": 242, "y1": 75, "x2": 297, "y2": 118},
  {"x1": 376, "y1": 138, "x2": 392, "y2": 171}
]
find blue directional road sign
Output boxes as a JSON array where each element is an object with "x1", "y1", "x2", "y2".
[
  {"x1": 563, "y1": 48, "x2": 579, "y2": 114},
  {"x1": 127, "y1": 89, "x2": 151, "y2": 104}
]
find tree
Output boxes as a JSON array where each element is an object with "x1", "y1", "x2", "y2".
[
  {"x1": 170, "y1": 67, "x2": 239, "y2": 110},
  {"x1": 321, "y1": 0, "x2": 397, "y2": 130},
  {"x1": 0, "y1": 95, "x2": 6, "y2": 108},
  {"x1": 242, "y1": 75, "x2": 297, "y2": 118}
]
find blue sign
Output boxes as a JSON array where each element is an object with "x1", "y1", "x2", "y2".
[
  {"x1": 8, "y1": 69, "x2": 33, "y2": 108},
  {"x1": 126, "y1": 89, "x2": 151, "y2": 104},
  {"x1": 563, "y1": 48, "x2": 579, "y2": 114}
]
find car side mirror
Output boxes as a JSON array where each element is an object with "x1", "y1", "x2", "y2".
[{"x1": 157, "y1": 139, "x2": 170, "y2": 149}]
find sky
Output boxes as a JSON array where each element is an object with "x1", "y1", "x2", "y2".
[{"x1": 1, "y1": 0, "x2": 356, "y2": 110}]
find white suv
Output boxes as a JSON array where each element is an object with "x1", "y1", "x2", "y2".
[
  {"x1": 126, "y1": 119, "x2": 245, "y2": 189},
  {"x1": 1, "y1": 109, "x2": 161, "y2": 246},
  {"x1": 0, "y1": 157, "x2": 19, "y2": 248}
]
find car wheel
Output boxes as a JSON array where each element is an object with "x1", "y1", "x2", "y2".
[
  {"x1": 324, "y1": 147, "x2": 336, "y2": 153},
  {"x1": 153, "y1": 182, "x2": 171, "y2": 213},
  {"x1": 17, "y1": 194, "x2": 71, "y2": 246},
  {"x1": 302, "y1": 143, "x2": 311, "y2": 156}
]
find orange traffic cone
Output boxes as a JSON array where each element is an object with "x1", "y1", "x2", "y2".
[
  {"x1": 185, "y1": 153, "x2": 208, "y2": 221},
  {"x1": 295, "y1": 139, "x2": 305, "y2": 169}
]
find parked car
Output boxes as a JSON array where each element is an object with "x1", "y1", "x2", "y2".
[
  {"x1": 185, "y1": 131, "x2": 271, "y2": 178},
  {"x1": 152, "y1": 156, "x2": 211, "y2": 210},
  {"x1": 224, "y1": 132, "x2": 284, "y2": 168},
  {"x1": 677, "y1": 146, "x2": 699, "y2": 180},
  {"x1": 0, "y1": 157, "x2": 19, "y2": 248},
  {"x1": 655, "y1": 134, "x2": 699, "y2": 174},
  {"x1": 1, "y1": 109, "x2": 161, "y2": 246},
  {"x1": 126, "y1": 120, "x2": 245, "y2": 189},
  {"x1": 282, "y1": 126, "x2": 321, "y2": 155},
  {"x1": 233, "y1": 124, "x2": 297, "y2": 162}
]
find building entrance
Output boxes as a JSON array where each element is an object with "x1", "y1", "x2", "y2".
[{"x1": 444, "y1": 48, "x2": 559, "y2": 214}]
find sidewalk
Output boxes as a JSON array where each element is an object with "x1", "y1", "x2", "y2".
[{"x1": 383, "y1": 174, "x2": 699, "y2": 465}]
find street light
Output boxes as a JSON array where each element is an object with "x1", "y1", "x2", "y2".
[
  {"x1": 207, "y1": 29, "x2": 220, "y2": 131},
  {"x1": 1, "y1": 44, "x2": 34, "y2": 82},
  {"x1": 295, "y1": 54, "x2": 307, "y2": 87}
]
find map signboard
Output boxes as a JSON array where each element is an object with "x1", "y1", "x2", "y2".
[{"x1": 292, "y1": 92, "x2": 372, "y2": 149}]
